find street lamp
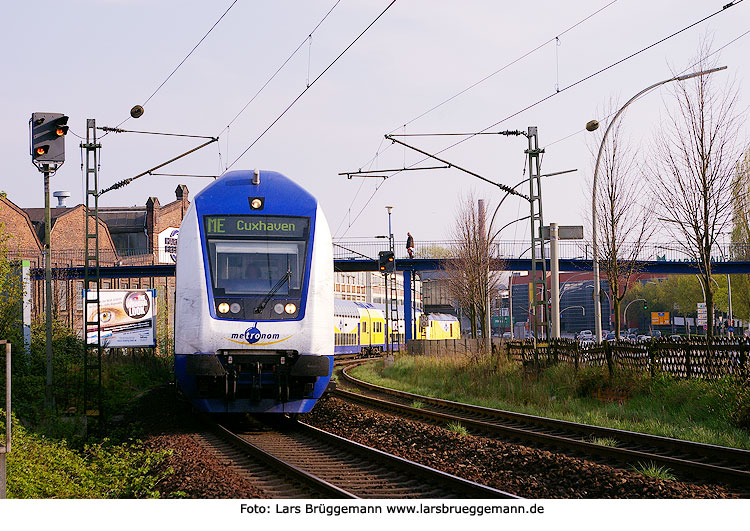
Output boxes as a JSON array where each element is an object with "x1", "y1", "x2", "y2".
[
  {"x1": 586, "y1": 66, "x2": 726, "y2": 343},
  {"x1": 623, "y1": 298, "x2": 646, "y2": 332}
]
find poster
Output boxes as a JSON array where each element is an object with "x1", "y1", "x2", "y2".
[{"x1": 84, "y1": 289, "x2": 157, "y2": 347}]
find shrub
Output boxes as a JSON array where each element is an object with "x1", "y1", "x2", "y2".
[{"x1": 3, "y1": 412, "x2": 172, "y2": 498}]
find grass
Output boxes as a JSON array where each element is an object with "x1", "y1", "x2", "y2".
[
  {"x1": 348, "y1": 354, "x2": 750, "y2": 449},
  {"x1": 447, "y1": 421, "x2": 469, "y2": 436},
  {"x1": 631, "y1": 462, "x2": 677, "y2": 481},
  {"x1": 590, "y1": 437, "x2": 619, "y2": 447}
]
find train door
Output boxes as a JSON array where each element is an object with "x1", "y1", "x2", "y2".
[{"x1": 359, "y1": 308, "x2": 371, "y2": 354}]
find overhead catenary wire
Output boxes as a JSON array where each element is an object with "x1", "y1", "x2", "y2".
[
  {"x1": 115, "y1": 0, "x2": 240, "y2": 130},
  {"x1": 385, "y1": 0, "x2": 619, "y2": 136},
  {"x1": 335, "y1": 0, "x2": 744, "y2": 238},
  {"x1": 335, "y1": 0, "x2": 618, "y2": 238},
  {"x1": 225, "y1": 0, "x2": 398, "y2": 170},
  {"x1": 221, "y1": 0, "x2": 343, "y2": 134},
  {"x1": 383, "y1": 1, "x2": 745, "y2": 177}
]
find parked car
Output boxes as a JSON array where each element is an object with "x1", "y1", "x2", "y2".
[
  {"x1": 502, "y1": 332, "x2": 511, "y2": 339},
  {"x1": 637, "y1": 335, "x2": 652, "y2": 342},
  {"x1": 669, "y1": 334, "x2": 682, "y2": 341},
  {"x1": 577, "y1": 329, "x2": 593, "y2": 340},
  {"x1": 605, "y1": 332, "x2": 616, "y2": 341}
]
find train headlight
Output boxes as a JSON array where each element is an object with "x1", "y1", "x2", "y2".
[
  {"x1": 274, "y1": 303, "x2": 285, "y2": 314},
  {"x1": 230, "y1": 303, "x2": 241, "y2": 314},
  {"x1": 218, "y1": 302, "x2": 230, "y2": 314},
  {"x1": 284, "y1": 303, "x2": 297, "y2": 314}
]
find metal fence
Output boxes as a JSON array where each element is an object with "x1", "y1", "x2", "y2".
[
  {"x1": 7, "y1": 240, "x2": 750, "y2": 264},
  {"x1": 333, "y1": 239, "x2": 748, "y2": 263},
  {"x1": 507, "y1": 338, "x2": 750, "y2": 381}
]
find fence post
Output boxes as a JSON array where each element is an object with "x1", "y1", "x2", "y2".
[
  {"x1": 740, "y1": 341, "x2": 748, "y2": 381},
  {"x1": 648, "y1": 343, "x2": 656, "y2": 378},
  {"x1": 685, "y1": 344, "x2": 692, "y2": 379},
  {"x1": 605, "y1": 340, "x2": 614, "y2": 380}
]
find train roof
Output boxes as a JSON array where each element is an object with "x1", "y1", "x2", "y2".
[
  {"x1": 194, "y1": 170, "x2": 318, "y2": 216},
  {"x1": 334, "y1": 299, "x2": 457, "y2": 322}
]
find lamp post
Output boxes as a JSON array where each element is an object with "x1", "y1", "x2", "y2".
[
  {"x1": 623, "y1": 298, "x2": 646, "y2": 332},
  {"x1": 586, "y1": 66, "x2": 726, "y2": 343}
]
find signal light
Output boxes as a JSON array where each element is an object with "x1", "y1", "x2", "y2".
[
  {"x1": 29, "y1": 112, "x2": 68, "y2": 164},
  {"x1": 378, "y1": 250, "x2": 394, "y2": 272}
]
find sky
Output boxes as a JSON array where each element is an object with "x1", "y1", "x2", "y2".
[{"x1": 2, "y1": 0, "x2": 749, "y2": 250}]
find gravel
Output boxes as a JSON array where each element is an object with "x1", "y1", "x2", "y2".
[{"x1": 129, "y1": 386, "x2": 736, "y2": 499}]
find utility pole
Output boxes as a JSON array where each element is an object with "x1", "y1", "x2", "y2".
[
  {"x1": 526, "y1": 127, "x2": 549, "y2": 343},
  {"x1": 29, "y1": 112, "x2": 69, "y2": 412},
  {"x1": 43, "y1": 164, "x2": 53, "y2": 410}
]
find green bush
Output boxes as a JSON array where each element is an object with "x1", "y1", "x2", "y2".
[{"x1": 2, "y1": 412, "x2": 172, "y2": 498}]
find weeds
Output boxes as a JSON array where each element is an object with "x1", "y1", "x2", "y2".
[
  {"x1": 630, "y1": 461, "x2": 676, "y2": 481},
  {"x1": 590, "y1": 437, "x2": 618, "y2": 447},
  {"x1": 446, "y1": 421, "x2": 468, "y2": 436}
]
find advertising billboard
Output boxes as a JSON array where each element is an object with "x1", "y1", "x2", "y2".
[{"x1": 84, "y1": 289, "x2": 157, "y2": 347}]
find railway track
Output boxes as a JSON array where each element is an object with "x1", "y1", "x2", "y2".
[
  {"x1": 213, "y1": 415, "x2": 518, "y2": 499},
  {"x1": 334, "y1": 363, "x2": 750, "y2": 490}
]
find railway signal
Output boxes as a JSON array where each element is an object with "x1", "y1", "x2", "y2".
[
  {"x1": 378, "y1": 250, "x2": 394, "y2": 272},
  {"x1": 29, "y1": 112, "x2": 69, "y2": 165}
]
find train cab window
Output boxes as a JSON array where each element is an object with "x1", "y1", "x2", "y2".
[
  {"x1": 211, "y1": 241, "x2": 301, "y2": 295},
  {"x1": 204, "y1": 215, "x2": 309, "y2": 298},
  {"x1": 362, "y1": 321, "x2": 367, "y2": 333}
]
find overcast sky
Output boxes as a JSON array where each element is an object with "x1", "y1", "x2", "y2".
[{"x1": 2, "y1": 0, "x2": 748, "y2": 247}]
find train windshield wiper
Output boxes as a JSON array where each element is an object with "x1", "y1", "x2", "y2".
[{"x1": 254, "y1": 269, "x2": 292, "y2": 313}]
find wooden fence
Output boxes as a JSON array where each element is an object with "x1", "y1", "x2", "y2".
[{"x1": 506, "y1": 338, "x2": 750, "y2": 381}]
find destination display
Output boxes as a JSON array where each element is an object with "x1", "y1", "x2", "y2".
[{"x1": 204, "y1": 215, "x2": 308, "y2": 238}]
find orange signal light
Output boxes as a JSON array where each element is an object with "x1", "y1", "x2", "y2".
[
  {"x1": 35, "y1": 146, "x2": 48, "y2": 156},
  {"x1": 55, "y1": 128, "x2": 65, "y2": 136}
]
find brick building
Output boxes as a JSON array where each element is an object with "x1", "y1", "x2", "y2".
[{"x1": 0, "y1": 186, "x2": 191, "y2": 348}]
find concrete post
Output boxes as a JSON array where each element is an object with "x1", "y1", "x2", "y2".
[{"x1": 550, "y1": 223, "x2": 560, "y2": 338}]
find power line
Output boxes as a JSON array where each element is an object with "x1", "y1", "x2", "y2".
[
  {"x1": 226, "y1": 0, "x2": 398, "y2": 170},
  {"x1": 386, "y1": 0, "x2": 619, "y2": 135},
  {"x1": 334, "y1": 0, "x2": 618, "y2": 238},
  {"x1": 391, "y1": 0, "x2": 745, "y2": 174},
  {"x1": 336, "y1": 1, "x2": 744, "y2": 238},
  {"x1": 221, "y1": 0, "x2": 343, "y2": 134},
  {"x1": 131, "y1": 1, "x2": 240, "y2": 124}
]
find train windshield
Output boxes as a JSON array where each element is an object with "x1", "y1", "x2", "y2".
[{"x1": 204, "y1": 215, "x2": 309, "y2": 296}]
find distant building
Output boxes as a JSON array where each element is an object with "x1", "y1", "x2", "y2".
[{"x1": 0, "y1": 186, "x2": 191, "y2": 346}]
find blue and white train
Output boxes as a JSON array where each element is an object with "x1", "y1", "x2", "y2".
[{"x1": 174, "y1": 169, "x2": 333, "y2": 414}]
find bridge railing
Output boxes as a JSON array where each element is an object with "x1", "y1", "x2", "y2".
[
  {"x1": 332, "y1": 240, "x2": 748, "y2": 263},
  {"x1": 7, "y1": 240, "x2": 749, "y2": 265}
]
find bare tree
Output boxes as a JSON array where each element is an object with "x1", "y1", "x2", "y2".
[
  {"x1": 647, "y1": 46, "x2": 745, "y2": 337},
  {"x1": 590, "y1": 102, "x2": 655, "y2": 337},
  {"x1": 443, "y1": 193, "x2": 503, "y2": 338}
]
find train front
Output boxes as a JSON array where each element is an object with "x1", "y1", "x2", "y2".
[{"x1": 174, "y1": 169, "x2": 334, "y2": 414}]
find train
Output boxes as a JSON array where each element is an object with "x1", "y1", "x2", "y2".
[
  {"x1": 174, "y1": 169, "x2": 334, "y2": 415},
  {"x1": 333, "y1": 299, "x2": 461, "y2": 357}
]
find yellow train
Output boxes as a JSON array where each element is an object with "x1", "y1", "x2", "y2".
[{"x1": 334, "y1": 299, "x2": 460, "y2": 356}]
